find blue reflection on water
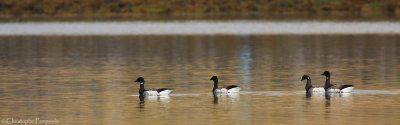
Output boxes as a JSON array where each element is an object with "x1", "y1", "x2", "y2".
[{"x1": 239, "y1": 35, "x2": 252, "y2": 89}]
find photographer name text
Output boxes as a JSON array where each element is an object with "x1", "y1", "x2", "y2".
[{"x1": 1, "y1": 118, "x2": 59, "y2": 125}]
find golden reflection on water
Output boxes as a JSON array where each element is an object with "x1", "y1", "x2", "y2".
[{"x1": 0, "y1": 35, "x2": 400, "y2": 124}]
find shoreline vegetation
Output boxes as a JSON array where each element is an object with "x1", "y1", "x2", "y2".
[{"x1": 0, "y1": 0, "x2": 399, "y2": 19}]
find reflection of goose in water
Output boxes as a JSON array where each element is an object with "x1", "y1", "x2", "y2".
[
  {"x1": 213, "y1": 95, "x2": 218, "y2": 104},
  {"x1": 138, "y1": 94, "x2": 145, "y2": 110},
  {"x1": 325, "y1": 92, "x2": 354, "y2": 97},
  {"x1": 146, "y1": 95, "x2": 171, "y2": 102},
  {"x1": 306, "y1": 92, "x2": 354, "y2": 98},
  {"x1": 305, "y1": 92, "x2": 354, "y2": 107},
  {"x1": 325, "y1": 92, "x2": 354, "y2": 107},
  {"x1": 135, "y1": 77, "x2": 173, "y2": 96},
  {"x1": 305, "y1": 92, "x2": 326, "y2": 99},
  {"x1": 137, "y1": 94, "x2": 171, "y2": 110},
  {"x1": 322, "y1": 71, "x2": 354, "y2": 93},
  {"x1": 212, "y1": 93, "x2": 240, "y2": 104}
]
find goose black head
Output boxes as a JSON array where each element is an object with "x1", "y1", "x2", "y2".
[
  {"x1": 301, "y1": 75, "x2": 310, "y2": 81},
  {"x1": 321, "y1": 71, "x2": 330, "y2": 77},
  {"x1": 135, "y1": 77, "x2": 145, "y2": 83},
  {"x1": 210, "y1": 76, "x2": 218, "y2": 81}
]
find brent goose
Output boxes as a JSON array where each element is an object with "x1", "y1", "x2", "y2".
[
  {"x1": 301, "y1": 75, "x2": 325, "y2": 93},
  {"x1": 210, "y1": 76, "x2": 241, "y2": 94},
  {"x1": 321, "y1": 71, "x2": 354, "y2": 93},
  {"x1": 134, "y1": 77, "x2": 173, "y2": 96}
]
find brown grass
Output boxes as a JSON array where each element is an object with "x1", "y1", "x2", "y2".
[{"x1": 0, "y1": 0, "x2": 398, "y2": 17}]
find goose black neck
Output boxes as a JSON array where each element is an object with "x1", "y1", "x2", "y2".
[
  {"x1": 139, "y1": 82, "x2": 145, "y2": 95},
  {"x1": 305, "y1": 79, "x2": 312, "y2": 92},
  {"x1": 324, "y1": 76, "x2": 330, "y2": 90},
  {"x1": 212, "y1": 79, "x2": 218, "y2": 92}
]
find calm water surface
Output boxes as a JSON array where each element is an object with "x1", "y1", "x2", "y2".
[{"x1": 0, "y1": 35, "x2": 400, "y2": 124}]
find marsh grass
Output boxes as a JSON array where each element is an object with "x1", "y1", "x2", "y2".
[{"x1": 0, "y1": 0, "x2": 398, "y2": 17}]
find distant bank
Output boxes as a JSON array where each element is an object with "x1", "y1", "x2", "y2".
[
  {"x1": 2, "y1": 21, "x2": 400, "y2": 35},
  {"x1": 0, "y1": 0, "x2": 399, "y2": 18}
]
